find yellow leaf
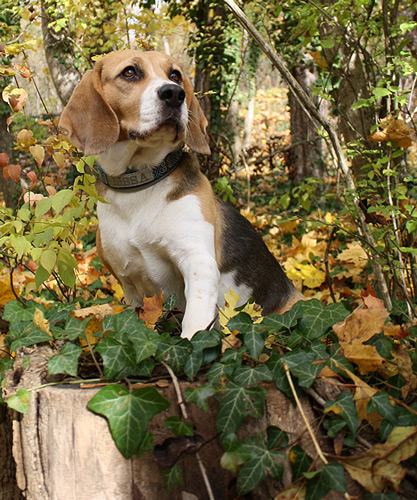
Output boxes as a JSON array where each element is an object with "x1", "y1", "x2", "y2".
[
  {"x1": 219, "y1": 288, "x2": 241, "y2": 332},
  {"x1": 0, "y1": 278, "x2": 19, "y2": 306},
  {"x1": 285, "y1": 262, "x2": 326, "y2": 289},
  {"x1": 79, "y1": 316, "x2": 102, "y2": 350},
  {"x1": 33, "y1": 308, "x2": 51, "y2": 335},
  {"x1": 29, "y1": 145, "x2": 45, "y2": 167},
  {"x1": 337, "y1": 243, "x2": 368, "y2": 268},
  {"x1": 111, "y1": 281, "x2": 124, "y2": 302},
  {"x1": 343, "y1": 344, "x2": 384, "y2": 374},
  {"x1": 324, "y1": 212, "x2": 334, "y2": 224}
]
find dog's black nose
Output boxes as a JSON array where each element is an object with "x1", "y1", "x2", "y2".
[{"x1": 158, "y1": 84, "x2": 185, "y2": 108}]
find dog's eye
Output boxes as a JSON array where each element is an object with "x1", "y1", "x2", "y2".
[
  {"x1": 169, "y1": 70, "x2": 182, "y2": 84},
  {"x1": 121, "y1": 66, "x2": 136, "y2": 79}
]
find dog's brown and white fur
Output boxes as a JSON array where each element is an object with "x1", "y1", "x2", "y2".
[{"x1": 59, "y1": 50, "x2": 303, "y2": 339}]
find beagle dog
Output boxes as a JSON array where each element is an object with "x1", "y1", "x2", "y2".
[{"x1": 59, "y1": 50, "x2": 304, "y2": 339}]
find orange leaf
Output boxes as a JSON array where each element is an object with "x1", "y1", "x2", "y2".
[
  {"x1": 46, "y1": 185, "x2": 57, "y2": 196},
  {"x1": 0, "y1": 152, "x2": 9, "y2": 168},
  {"x1": 7, "y1": 88, "x2": 27, "y2": 112},
  {"x1": 4, "y1": 164, "x2": 21, "y2": 182},
  {"x1": 138, "y1": 294, "x2": 163, "y2": 327},
  {"x1": 26, "y1": 171, "x2": 37, "y2": 184}
]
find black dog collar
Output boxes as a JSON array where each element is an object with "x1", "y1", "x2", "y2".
[{"x1": 97, "y1": 149, "x2": 183, "y2": 191}]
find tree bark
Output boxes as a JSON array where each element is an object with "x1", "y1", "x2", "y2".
[
  {"x1": 0, "y1": 405, "x2": 24, "y2": 500},
  {"x1": 41, "y1": 0, "x2": 81, "y2": 105},
  {"x1": 288, "y1": 65, "x2": 323, "y2": 183},
  {"x1": 0, "y1": 111, "x2": 17, "y2": 208}
]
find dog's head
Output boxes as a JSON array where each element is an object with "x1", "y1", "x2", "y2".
[{"x1": 59, "y1": 50, "x2": 210, "y2": 156}]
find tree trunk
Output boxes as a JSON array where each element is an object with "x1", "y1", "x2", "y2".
[
  {"x1": 288, "y1": 65, "x2": 323, "y2": 183},
  {"x1": 41, "y1": 0, "x2": 81, "y2": 105},
  {"x1": 0, "y1": 405, "x2": 23, "y2": 500},
  {"x1": 0, "y1": 111, "x2": 17, "y2": 208}
]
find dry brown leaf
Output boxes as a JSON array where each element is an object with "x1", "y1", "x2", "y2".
[
  {"x1": 341, "y1": 426, "x2": 417, "y2": 492},
  {"x1": 392, "y1": 344, "x2": 417, "y2": 399},
  {"x1": 138, "y1": 294, "x2": 163, "y2": 327},
  {"x1": 369, "y1": 118, "x2": 413, "y2": 149},
  {"x1": 72, "y1": 303, "x2": 114, "y2": 321},
  {"x1": 33, "y1": 308, "x2": 52, "y2": 335},
  {"x1": 343, "y1": 344, "x2": 384, "y2": 375}
]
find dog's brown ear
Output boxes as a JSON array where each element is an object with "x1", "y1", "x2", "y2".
[
  {"x1": 59, "y1": 65, "x2": 119, "y2": 156},
  {"x1": 183, "y1": 77, "x2": 210, "y2": 155}
]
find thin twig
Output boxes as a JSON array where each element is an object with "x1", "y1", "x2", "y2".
[
  {"x1": 324, "y1": 227, "x2": 337, "y2": 303},
  {"x1": 83, "y1": 331, "x2": 104, "y2": 379},
  {"x1": 161, "y1": 360, "x2": 215, "y2": 500},
  {"x1": 283, "y1": 362, "x2": 328, "y2": 464},
  {"x1": 161, "y1": 360, "x2": 188, "y2": 419}
]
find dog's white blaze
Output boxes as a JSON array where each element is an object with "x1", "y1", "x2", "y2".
[
  {"x1": 98, "y1": 181, "x2": 220, "y2": 338},
  {"x1": 138, "y1": 78, "x2": 188, "y2": 137}
]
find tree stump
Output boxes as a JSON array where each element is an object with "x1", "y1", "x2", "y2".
[{"x1": 4, "y1": 346, "x2": 348, "y2": 500}]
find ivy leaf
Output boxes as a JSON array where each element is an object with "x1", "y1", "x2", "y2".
[
  {"x1": 237, "y1": 434, "x2": 285, "y2": 494},
  {"x1": 227, "y1": 313, "x2": 267, "y2": 358},
  {"x1": 290, "y1": 445, "x2": 313, "y2": 481},
  {"x1": 232, "y1": 365, "x2": 272, "y2": 386},
  {"x1": 262, "y1": 300, "x2": 304, "y2": 332},
  {"x1": 265, "y1": 350, "x2": 294, "y2": 398},
  {"x1": 206, "y1": 362, "x2": 235, "y2": 384},
  {"x1": 48, "y1": 343, "x2": 83, "y2": 376},
  {"x1": 367, "y1": 392, "x2": 397, "y2": 425},
  {"x1": 52, "y1": 316, "x2": 92, "y2": 341},
  {"x1": 109, "y1": 309, "x2": 141, "y2": 334},
  {"x1": 184, "y1": 330, "x2": 221, "y2": 380},
  {"x1": 136, "y1": 429, "x2": 154, "y2": 458},
  {"x1": 267, "y1": 426, "x2": 288, "y2": 449},
  {"x1": 220, "y1": 437, "x2": 252, "y2": 474},
  {"x1": 88, "y1": 384, "x2": 170, "y2": 458},
  {"x1": 7, "y1": 321, "x2": 51, "y2": 351},
  {"x1": 164, "y1": 416, "x2": 194, "y2": 437},
  {"x1": 162, "y1": 464, "x2": 183, "y2": 494},
  {"x1": 305, "y1": 462, "x2": 346, "y2": 500},
  {"x1": 3, "y1": 300, "x2": 36, "y2": 323},
  {"x1": 283, "y1": 350, "x2": 327, "y2": 388},
  {"x1": 95, "y1": 336, "x2": 137, "y2": 380},
  {"x1": 215, "y1": 381, "x2": 265, "y2": 434},
  {"x1": 298, "y1": 299, "x2": 349, "y2": 340},
  {"x1": 6, "y1": 388, "x2": 30, "y2": 414},
  {"x1": 156, "y1": 334, "x2": 192, "y2": 374},
  {"x1": 324, "y1": 391, "x2": 359, "y2": 435},
  {"x1": 127, "y1": 322, "x2": 160, "y2": 363},
  {"x1": 184, "y1": 383, "x2": 215, "y2": 412}
]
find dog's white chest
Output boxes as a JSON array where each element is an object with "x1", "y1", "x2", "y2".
[{"x1": 97, "y1": 181, "x2": 217, "y2": 309}]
